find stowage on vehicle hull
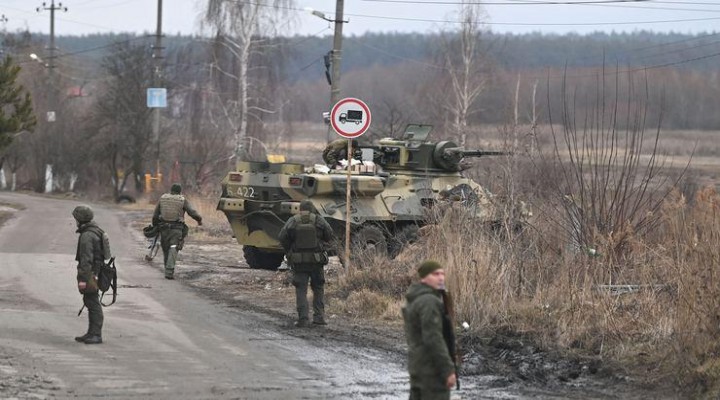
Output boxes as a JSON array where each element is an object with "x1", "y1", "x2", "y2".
[{"x1": 217, "y1": 124, "x2": 518, "y2": 270}]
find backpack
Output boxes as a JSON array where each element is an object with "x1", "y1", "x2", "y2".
[
  {"x1": 87, "y1": 227, "x2": 117, "y2": 307},
  {"x1": 97, "y1": 257, "x2": 118, "y2": 306}
]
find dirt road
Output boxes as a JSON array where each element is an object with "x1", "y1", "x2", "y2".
[{"x1": 0, "y1": 193, "x2": 408, "y2": 399}]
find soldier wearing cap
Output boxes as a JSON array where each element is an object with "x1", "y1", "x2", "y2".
[
  {"x1": 278, "y1": 199, "x2": 335, "y2": 327},
  {"x1": 152, "y1": 183, "x2": 203, "y2": 279},
  {"x1": 402, "y1": 260, "x2": 457, "y2": 400},
  {"x1": 72, "y1": 205, "x2": 106, "y2": 345}
]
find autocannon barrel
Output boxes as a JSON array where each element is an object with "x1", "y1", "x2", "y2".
[
  {"x1": 442, "y1": 147, "x2": 508, "y2": 163},
  {"x1": 458, "y1": 150, "x2": 508, "y2": 157}
]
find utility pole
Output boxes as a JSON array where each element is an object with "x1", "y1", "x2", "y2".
[
  {"x1": 327, "y1": 0, "x2": 345, "y2": 143},
  {"x1": 36, "y1": 1, "x2": 67, "y2": 194},
  {"x1": 306, "y1": 3, "x2": 346, "y2": 142},
  {"x1": 36, "y1": 1, "x2": 67, "y2": 120},
  {"x1": 152, "y1": 0, "x2": 163, "y2": 191}
]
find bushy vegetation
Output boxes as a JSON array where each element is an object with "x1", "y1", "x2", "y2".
[{"x1": 333, "y1": 187, "x2": 720, "y2": 393}]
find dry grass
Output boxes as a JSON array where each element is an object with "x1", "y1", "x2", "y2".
[
  {"x1": 120, "y1": 193, "x2": 232, "y2": 239},
  {"x1": 330, "y1": 186, "x2": 720, "y2": 394}
]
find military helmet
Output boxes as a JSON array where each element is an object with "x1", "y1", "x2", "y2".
[
  {"x1": 143, "y1": 224, "x2": 159, "y2": 238},
  {"x1": 171, "y1": 183, "x2": 182, "y2": 194},
  {"x1": 72, "y1": 205, "x2": 94, "y2": 223},
  {"x1": 299, "y1": 199, "x2": 316, "y2": 213}
]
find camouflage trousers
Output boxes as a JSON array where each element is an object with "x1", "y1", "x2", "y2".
[
  {"x1": 161, "y1": 226, "x2": 184, "y2": 276},
  {"x1": 409, "y1": 374, "x2": 450, "y2": 400},
  {"x1": 292, "y1": 266, "x2": 325, "y2": 323},
  {"x1": 83, "y1": 292, "x2": 103, "y2": 336}
]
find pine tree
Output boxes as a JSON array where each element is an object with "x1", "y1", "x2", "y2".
[{"x1": 0, "y1": 56, "x2": 36, "y2": 152}]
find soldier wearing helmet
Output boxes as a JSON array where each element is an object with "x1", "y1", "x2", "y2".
[
  {"x1": 322, "y1": 139, "x2": 362, "y2": 169},
  {"x1": 151, "y1": 183, "x2": 203, "y2": 279},
  {"x1": 71, "y1": 205, "x2": 106, "y2": 344},
  {"x1": 278, "y1": 199, "x2": 335, "y2": 327}
]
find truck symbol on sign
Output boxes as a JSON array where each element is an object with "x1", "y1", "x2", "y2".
[{"x1": 339, "y1": 110, "x2": 363, "y2": 125}]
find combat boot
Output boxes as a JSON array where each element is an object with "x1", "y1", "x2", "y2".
[
  {"x1": 312, "y1": 317, "x2": 327, "y2": 326},
  {"x1": 294, "y1": 319, "x2": 310, "y2": 328},
  {"x1": 83, "y1": 335, "x2": 103, "y2": 344},
  {"x1": 74, "y1": 333, "x2": 90, "y2": 342}
]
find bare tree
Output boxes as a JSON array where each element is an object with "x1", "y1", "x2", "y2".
[
  {"x1": 202, "y1": 0, "x2": 292, "y2": 159},
  {"x1": 543, "y1": 67, "x2": 686, "y2": 263},
  {"x1": 438, "y1": 2, "x2": 489, "y2": 147},
  {"x1": 92, "y1": 41, "x2": 156, "y2": 195}
]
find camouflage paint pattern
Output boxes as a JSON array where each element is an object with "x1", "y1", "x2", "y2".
[{"x1": 217, "y1": 132, "x2": 507, "y2": 253}]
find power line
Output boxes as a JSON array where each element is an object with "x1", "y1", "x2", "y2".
[
  {"x1": 231, "y1": 0, "x2": 720, "y2": 26},
  {"x1": 362, "y1": 0, "x2": 654, "y2": 4}
]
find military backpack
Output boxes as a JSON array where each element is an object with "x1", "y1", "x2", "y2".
[{"x1": 86, "y1": 226, "x2": 117, "y2": 307}]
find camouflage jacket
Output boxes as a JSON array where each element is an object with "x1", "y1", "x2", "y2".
[
  {"x1": 75, "y1": 222, "x2": 104, "y2": 290},
  {"x1": 402, "y1": 283, "x2": 455, "y2": 380}
]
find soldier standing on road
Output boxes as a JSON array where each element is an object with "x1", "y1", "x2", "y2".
[
  {"x1": 322, "y1": 138, "x2": 362, "y2": 169},
  {"x1": 72, "y1": 205, "x2": 106, "y2": 345},
  {"x1": 278, "y1": 200, "x2": 335, "y2": 327},
  {"x1": 152, "y1": 183, "x2": 202, "y2": 280},
  {"x1": 403, "y1": 260, "x2": 457, "y2": 400}
]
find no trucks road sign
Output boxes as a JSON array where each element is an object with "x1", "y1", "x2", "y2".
[{"x1": 330, "y1": 98, "x2": 371, "y2": 138}]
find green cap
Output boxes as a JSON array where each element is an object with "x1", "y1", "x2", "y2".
[{"x1": 418, "y1": 260, "x2": 442, "y2": 278}]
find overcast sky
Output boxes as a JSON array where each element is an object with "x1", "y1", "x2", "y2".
[{"x1": 3, "y1": 0, "x2": 720, "y2": 37}]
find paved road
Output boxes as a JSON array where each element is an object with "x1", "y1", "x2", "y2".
[{"x1": 0, "y1": 193, "x2": 409, "y2": 399}]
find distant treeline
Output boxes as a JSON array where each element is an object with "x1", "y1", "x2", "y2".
[
  {"x1": 39, "y1": 30, "x2": 720, "y2": 81},
  {"x1": 14, "y1": 30, "x2": 720, "y2": 130}
]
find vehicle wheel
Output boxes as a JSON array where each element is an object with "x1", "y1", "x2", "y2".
[
  {"x1": 243, "y1": 246, "x2": 284, "y2": 270},
  {"x1": 351, "y1": 225, "x2": 388, "y2": 258},
  {"x1": 389, "y1": 224, "x2": 420, "y2": 259}
]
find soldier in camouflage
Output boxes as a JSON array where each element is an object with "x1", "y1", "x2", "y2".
[
  {"x1": 72, "y1": 205, "x2": 105, "y2": 345},
  {"x1": 278, "y1": 200, "x2": 335, "y2": 327},
  {"x1": 403, "y1": 260, "x2": 457, "y2": 400},
  {"x1": 152, "y1": 183, "x2": 203, "y2": 279},
  {"x1": 322, "y1": 138, "x2": 362, "y2": 169}
]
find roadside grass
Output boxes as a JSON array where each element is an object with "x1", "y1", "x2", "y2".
[
  {"x1": 120, "y1": 194, "x2": 232, "y2": 240},
  {"x1": 331, "y1": 186, "x2": 720, "y2": 394}
]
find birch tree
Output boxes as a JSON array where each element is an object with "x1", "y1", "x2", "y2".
[
  {"x1": 202, "y1": 0, "x2": 292, "y2": 160},
  {"x1": 439, "y1": 2, "x2": 489, "y2": 147}
]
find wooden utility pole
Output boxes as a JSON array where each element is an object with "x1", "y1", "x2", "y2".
[
  {"x1": 36, "y1": 1, "x2": 67, "y2": 193},
  {"x1": 326, "y1": 0, "x2": 345, "y2": 143},
  {"x1": 36, "y1": 0, "x2": 67, "y2": 118},
  {"x1": 152, "y1": 0, "x2": 163, "y2": 190}
]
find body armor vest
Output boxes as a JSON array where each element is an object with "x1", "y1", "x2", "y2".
[
  {"x1": 159, "y1": 194, "x2": 185, "y2": 222},
  {"x1": 294, "y1": 214, "x2": 319, "y2": 251},
  {"x1": 288, "y1": 213, "x2": 327, "y2": 265}
]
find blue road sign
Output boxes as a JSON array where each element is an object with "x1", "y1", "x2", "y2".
[{"x1": 147, "y1": 88, "x2": 167, "y2": 108}]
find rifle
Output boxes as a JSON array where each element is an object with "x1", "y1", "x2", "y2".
[{"x1": 441, "y1": 289, "x2": 461, "y2": 390}]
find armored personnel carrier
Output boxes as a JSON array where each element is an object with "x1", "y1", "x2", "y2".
[{"x1": 217, "y1": 124, "x2": 512, "y2": 269}]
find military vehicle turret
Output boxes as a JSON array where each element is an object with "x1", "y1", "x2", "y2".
[{"x1": 217, "y1": 124, "x2": 515, "y2": 269}]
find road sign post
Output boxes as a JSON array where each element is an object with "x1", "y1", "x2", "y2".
[
  {"x1": 330, "y1": 98, "x2": 371, "y2": 270},
  {"x1": 146, "y1": 88, "x2": 167, "y2": 108}
]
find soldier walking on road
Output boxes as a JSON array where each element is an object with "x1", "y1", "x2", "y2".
[
  {"x1": 403, "y1": 260, "x2": 457, "y2": 400},
  {"x1": 72, "y1": 205, "x2": 107, "y2": 345},
  {"x1": 278, "y1": 200, "x2": 335, "y2": 327},
  {"x1": 152, "y1": 183, "x2": 202, "y2": 280}
]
